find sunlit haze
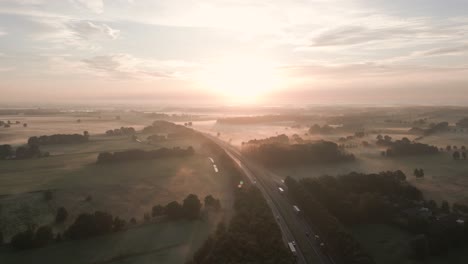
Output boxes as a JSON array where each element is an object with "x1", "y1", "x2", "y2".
[{"x1": 1, "y1": 0, "x2": 468, "y2": 105}]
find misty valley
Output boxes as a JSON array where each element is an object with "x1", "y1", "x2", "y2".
[{"x1": 0, "y1": 106, "x2": 467, "y2": 264}]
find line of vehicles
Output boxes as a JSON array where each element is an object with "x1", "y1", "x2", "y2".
[{"x1": 277, "y1": 186, "x2": 328, "y2": 260}]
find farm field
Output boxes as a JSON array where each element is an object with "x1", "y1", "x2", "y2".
[
  {"x1": 190, "y1": 117, "x2": 468, "y2": 205},
  {"x1": 0, "y1": 218, "x2": 218, "y2": 264},
  {"x1": 352, "y1": 224, "x2": 468, "y2": 264},
  {"x1": 0, "y1": 117, "x2": 234, "y2": 264},
  {"x1": 0, "y1": 112, "x2": 153, "y2": 145}
]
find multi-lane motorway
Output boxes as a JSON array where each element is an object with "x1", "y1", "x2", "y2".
[{"x1": 208, "y1": 135, "x2": 334, "y2": 264}]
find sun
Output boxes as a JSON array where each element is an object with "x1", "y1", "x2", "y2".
[{"x1": 198, "y1": 56, "x2": 282, "y2": 104}]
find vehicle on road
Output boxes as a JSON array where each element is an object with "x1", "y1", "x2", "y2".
[
  {"x1": 278, "y1": 187, "x2": 285, "y2": 194},
  {"x1": 288, "y1": 242, "x2": 297, "y2": 257},
  {"x1": 293, "y1": 205, "x2": 301, "y2": 214}
]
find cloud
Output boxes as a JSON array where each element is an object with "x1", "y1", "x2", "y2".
[
  {"x1": 24, "y1": 15, "x2": 121, "y2": 50},
  {"x1": 415, "y1": 44, "x2": 468, "y2": 56},
  {"x1": 81, "y1": 54, "x2": 198, "y2": 79},
  {"x1": 309, "y1": 25, "x2": 416, "y2": 47},
  {"x1": 68, "y1": 21, "x2": 120, "y2": 40},
  {"x1": 282, "y1": 62, "x2": 468, "y2": 80},
  {"x1": 72, "y1": 0, "x2": 104, "y2": 14}
]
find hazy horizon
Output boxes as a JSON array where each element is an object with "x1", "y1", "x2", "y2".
[{"x1": 1, "y1": 0, "x2": 468, "y2": 105}]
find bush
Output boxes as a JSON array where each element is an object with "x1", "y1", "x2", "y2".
[
  {"x1": 97, "y1": 147, "x2": 195, "y2": 164},
  {"x1": 66, "y1": 211, "x2": 113, "y2": 240},
  {"x1": 152, "y1": 205, "x2": 165, "y2": 217},
  {"x1": 10, "y1": 229, "x2": 34, "y2": 250},
  {"x1": 55, "y1": 207, "x2": 68, "y2": 223},
  {"x1": 165, "y1": 201, "x2": 183, "y2": 220},
  {"x1": 183, "y1": 194, "x2": 202, "y2": 220},
  {"x1": 34, "y1": 225, "x2": 53, "y2": 247},
  {"x1": 204, "y1": 195, "x2": 221, "y2": 211}
]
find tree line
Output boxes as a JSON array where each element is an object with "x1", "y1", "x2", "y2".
[
  {"x1": 377, "y1": 135, "x2": 439, "y2": 156},
  {"x1": 105, "y1": 127, "x2": 136, "y2": 136},
  {"x1": 188, "y1": 187, "x2": 293, "y2": 264},
  {"x1": 28, "y1": 133, "x2": 89, "y2": 146},
  {"x1": 0, "y1": 144, "x2": 46, "y2": 160},
  {"x1": 286, "y1": 170, "x2": 468, "y2": 261},
  {"x1": 243, "y1": 140, "x2": 355, "y2": 167},
  {"x1": 5, "y1": 193, "x2": 221, "y2": 250},
  {"x1": 96, "y1": 146, "x2": 195, "y2": 164},
  {"x1": 285, "y1": 176, "x2": 375, "y2": 264}
]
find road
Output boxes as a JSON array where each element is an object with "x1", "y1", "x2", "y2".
[{"x1": 207, "y1": 135, "x2": 334, "y2": 264}]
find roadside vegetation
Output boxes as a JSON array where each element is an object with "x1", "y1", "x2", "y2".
[{"x1": 286, "y1": 170, "x2": 468, "y2": 263}]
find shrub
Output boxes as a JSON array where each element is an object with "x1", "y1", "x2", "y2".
[{"x1": 55, "y1": 207, "x2": 68, "y2": 223}]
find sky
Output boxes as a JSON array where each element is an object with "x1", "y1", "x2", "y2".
[{"x1": 0, "y1": 0, "x2": 468, "y2": 106}]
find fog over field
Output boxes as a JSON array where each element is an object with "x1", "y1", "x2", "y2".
[{"x1": 2, "y1": 1, "x2": 468, "y2": 264}]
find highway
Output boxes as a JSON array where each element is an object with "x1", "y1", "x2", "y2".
[{"x1": 207, "y1": 135, "x2": 334, "y2": 264}]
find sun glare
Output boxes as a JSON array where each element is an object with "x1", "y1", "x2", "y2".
[{"x1": 199, "y1": 56, "x2": 282, "y2": 104}]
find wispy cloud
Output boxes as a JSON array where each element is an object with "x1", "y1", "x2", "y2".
[
  {"x1": 81, "y1": 54, "x2": 198, "y2": 79},
  {"x1": 415, "y1": 44, "x2": 468, "y2": 57},
  {"x1": 72, "y1": 0, "x2": 104, "y2": 14},
  {"x1": 68, "y1": 21, "x2": 120, "y2": 40}
]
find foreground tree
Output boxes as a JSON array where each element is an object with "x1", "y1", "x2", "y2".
[
  {"x1": 183, "y1": 194, "x2": 202, "y2": 220},
  {"x1": 55, "y1": 207, "x2": 68, "y2": 223},
  {"x1": 204, "y1": 195, "x2": 221, "y2": 211},
  {"x1": 152, "y1": 205, "x2": 165, "y2": 217},
  {"x1": 165, "y1": 201, "x2": 183, "y2": 220},
  {"x1": 34, "y1": 225, "x2": 53, "y2": 247},
  {"x1": 10, "y1": 229, "x2": 34, "y2": 250}
]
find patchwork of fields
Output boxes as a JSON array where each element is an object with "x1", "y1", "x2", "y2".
[{"x1": 0, "y1": 114, "x2": 234, "y2": 264}]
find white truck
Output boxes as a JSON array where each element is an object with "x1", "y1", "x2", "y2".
[
  {"x1": 288, "y1": 242, "x2": 297, "y2": 256},
  {"x1": 278, "y1": 187, "x2": 285, "y2": 194}
]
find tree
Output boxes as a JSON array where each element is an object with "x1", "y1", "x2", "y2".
[
  {"x1": 165, "y1": 201, "x2": 183, "y2": 220},
  {"x1": 83, "y1": 131, "x2": 89, "y2": 138},
  {"x1": 183, "y1": 194, "x2": 202, "y2": 220},
  {"x1": 66, "y1": 211, "x2": 113, "y2": 239},
  {"x1": 55, "y1": 207, "x2": 68, "y2": 223},
  {"x1": 204, "y1": 195, "x2": 221, "y2": 211},
  {"x1": 441, "y1": 200, "x2": 450, "y2": 213},
  {"x1": 152, "y1": 205, "x2": 165, "y2": 217},
  {"x1": 446, "y1": 145, "x2": 452, "y2": 151},
  {"x1": 453, "y1": 151, "x2": 461, "y2": 160},
  {"x1": 0, "y1": 144, "x2": 13, "y2": 159},
  {"x1": 462, "y1": 152, "x2": 467, "y2": 160},
  {"x1": 23, "y1": 123, "x2": 27, "y2": 127},
  {"x1": 113, "y1": 217, "x2": 126, "y2": 232},
  {"x1": 10, "y1": 229, "x2": 34, "y2": 250},
  {"x1": 97, "y1": 152, "x2": 113, "y2": 163},
  {"x1": 34, "y1": 225, "x2": 53, "y2": 247}
]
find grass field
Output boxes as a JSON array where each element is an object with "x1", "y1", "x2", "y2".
[
  {"x1": 0, "y1": 112, "x2": 152, "y2": 145},
  {"x1": 0, "y1": 118, "x2": 234, "y2": 264},
  {"x1": 0, "y1": 217, "x2": 219, "y2": 264},
  {"x1": 352, "y1": 224, "x2": 468, "y2": 264}
]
